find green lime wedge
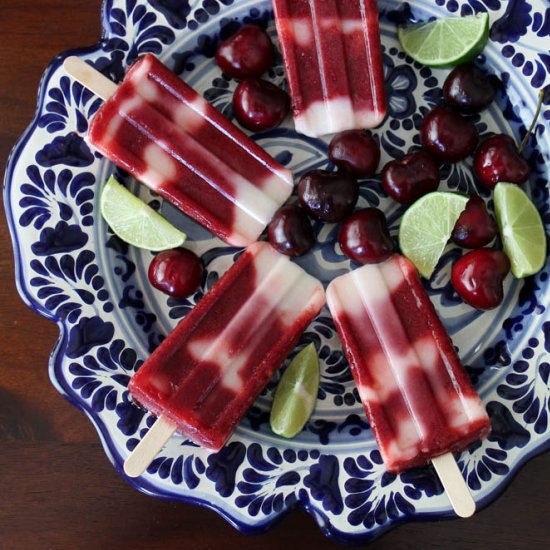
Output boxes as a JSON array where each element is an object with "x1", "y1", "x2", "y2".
[
  {"x1": 100, "y1": 176, "x2": 186, "y2": 251},
  {"x1": 270, "y1": 343, "x2": 319, "y2": 439},
  {"x1": 494, "y1": 183, "x2": 547, "y2": 278},
  {"x1": 399, "y1": 192, "x2": 468, "y2": 278},
  {"x1": 398, "y1": 13, "x2": 490, "y2": 68}
]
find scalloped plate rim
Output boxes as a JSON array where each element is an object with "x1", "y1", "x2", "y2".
[{"x1": 3, "y1": 0, "x2": 550, "y2": 545}]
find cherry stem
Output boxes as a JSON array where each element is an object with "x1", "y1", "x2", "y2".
[{"x1": 518, "y1": 89, "x2": 546, "y2": 155}]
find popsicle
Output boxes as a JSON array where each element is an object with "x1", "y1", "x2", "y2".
[
  {"x1": 125, "y1": 242, "x2": 325, "y2": 476},
  {"x1": 64, "y1": 55, "x2": 293, "y2": 247},
  {"x1": 272, "y1": 0, "x2": 387, "y2": 137},
  {"x1": 327, "y1": 255, "x2": 490, "y2": 516}
]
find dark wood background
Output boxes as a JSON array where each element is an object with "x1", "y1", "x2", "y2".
[{"x1": 1, "y1": 1, "x2": 549, "y2": 548}]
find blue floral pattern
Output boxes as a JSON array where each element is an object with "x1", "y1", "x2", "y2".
[
  {"x1": 235, "y1": 444, "x2": 313, "y2": 514},
  {"x1": 344, "y1": 451, "x2": 444, "y2": 527},
  {"x1": 69, "y1": 339, "x2": 140, "y2": 412},
  {"x1": 105, "y1": 0, "x2": 177, "y2": 65},
  {"x1": 19, "y1": 167, "x2": 96, "y2": 230},
  {"x1": 29, "y1": 250, "x2": 110, "y2": 322},
  {"x1": 38, "y1": 77, "x2": 102, "y2": 134},
  {"x1": 3, "y1": 0, "x2": 550, "y2": 544}
]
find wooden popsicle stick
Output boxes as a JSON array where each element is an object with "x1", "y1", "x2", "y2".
[
  {"x1": 63, "y1": 56, "x2": 118, "y2": 101},
  {"x1": 124, "y1": 416, "x2": 176, "y2": 478},
  {"x1": 432, "y1": 452, "x2": 475, "y2": 518}
]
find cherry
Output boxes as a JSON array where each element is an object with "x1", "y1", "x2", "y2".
[
  {"x1": 338, "y1": 208, "x2": 394, "y2": 264},
  {"x1": 298, "y1": 170, "x2": 359, "y2": 223},
  {"x1": 473, "y1": 89, "x2": 545, "y2": 188},
  {"x1": 381, "y1": 150, "x2": 440, "y2": 204},
  {"x1": 233, "y1": 78, "x2": 290, "y2": 131},
  {"x1": 328, "y1": 130, "x2": 381, "y2": 177},
  {"x1": 451, "y1": 249, "x2": 510, "y2": 310},
  {"x1": 215, "y1": 25, "x2": 275, "y2": 79},
  {"x1": 268, "y1": 205, "x2": 315, "y2": 257},
  {"x1": 148, "y1": 248, "x2": 204, "y2": 299},
  {"x1": 452, "y1": 196, "x2": 497, "y2": 248},
  {"x1": 443, "y1": 64, "x2": 496, "y2": 114},
  {"x1": 421, "y1": 107, "x2": 478, "y2": 162},
  {"x1": 473, "y1": 135, "x2": 530, "y2": 188}
]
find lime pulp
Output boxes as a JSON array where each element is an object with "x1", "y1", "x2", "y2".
[
  {"x1": 399, "y1": 192, "x2": 468, "y2": 279},
  {"x1": 100, "y1": 176, "x2": 186, "y2": 251},
  {"x1": 494, "y1": 183, "x2": 547, "y2": 278},
  {"x1": 397, "y1": 13, "x2": 490, "y2": 68}
]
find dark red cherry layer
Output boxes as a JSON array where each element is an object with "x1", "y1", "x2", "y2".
[
  {"x1": 148, "y1": 248, "x2": 204, "y2": 299},
  {"x1": 328, "y1": 130, "x2": 381, "y2": 177},
  {"x1": 452, "y1": 196, "x2": 497, "y2": 249},
  {"x1": 473, "y1": 134, "x2": 530, "y2": 188},
  {"x1": 451, "y1": 249, "x2": 510, "y2": 310},
  {"x1": 298, "y1": 170, "x2": 359, "y2": 223},
  {"x1": 443, "y1": 64, "x2": 496, "y2": 114},
  {"x1": 268, "y1": 205, "x2": 315, "y2": 257},
  {"x1": 421, "y1": 107, "x2": 478, "y2": 162},
  {"x1": 381, "y1": 150, "x2": 440, "y2": 204},
  {"x1": 233, "y1": 78, "x2": 290, "y2": 131},
  {"x1": 338, "y1": 208, "x2": 394, "y2": 264},
  {"x1": 215, "y1": 25, "x2": 274, "y2": 79}
]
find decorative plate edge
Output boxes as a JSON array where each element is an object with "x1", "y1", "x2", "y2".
[{"x1": 3, "y1": 0, "x2": 550, "y2": 544}]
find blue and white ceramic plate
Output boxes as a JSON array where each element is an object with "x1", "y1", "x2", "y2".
[{"x1": 4, "y1": 0, "x2": 550, "y2": 543}]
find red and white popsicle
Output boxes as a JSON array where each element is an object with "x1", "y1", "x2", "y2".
[
  {"x1": 272, "y1": 0, "x2": 387, "y2": 137},
  {"x1": 124, "y1": 242, "x2": 325, "y2": 477},
  {"x1": 327, "y1": 255, "x2": 491, "y2": 517},
  {"x1": 64, "y1": 54, "x2": 293, "y2": 247}
]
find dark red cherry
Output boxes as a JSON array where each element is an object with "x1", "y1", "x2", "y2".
[
  {"x1": 443, "y1": 64, "x2": 496, "y2": 114},
  {"x1": 298, "y1": 170, "x2": 359, "y2": 223},
  {"x1": 451, "y1": 249, "x2": 510, "y2": 310},
  {"x1": 148, "y1": 248, "x2": 204, "y2": 299},
  {"x1": 328, "y1": 130, "x2": 381, "y2": 177},
  {"x1": 233, "y1": 78, "x2": 290, "y2": 131},
  {"x1": 452, "y1": 196, "x2": 497, "y2": 248},
  {"x1": 268, "y1": 205, "x2": 315, "y2": 257},
  {"x1": 381, "y1": 150, "x2": 440, "y2": 204},
  {"x1": 215, "y1": 25, "x2": 275, "y2": 79},
  {"x1": 473, "y1": 134, "x2": 530, "y2": 189},
  {"x1": 421, "y1": 107, "x2": 478, "y2": 162},
  {"x1": 338, "y1": 208, "x2": 394, "y2": 264}
]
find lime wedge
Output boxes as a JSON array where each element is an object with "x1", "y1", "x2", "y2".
[
  {"x1": 399, "y1": 192, "x2": 468, "y2": 278},
  {"x1": 100, "y1": 176, "x2": 186, "y2": 251},
  {"x1": 270, "y1": 343, "x2": 319, "y2": 439},
  {"x1": 398, "y1": 13, "x2": 490, "y2": 68},
  {"x1": 494, "y1": 183, "x2": 547, "y2": 278}
]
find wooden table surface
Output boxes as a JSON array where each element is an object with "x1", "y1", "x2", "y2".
[{"x1": 1, "y1": 1, "x2": 549, "y2": 548}]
